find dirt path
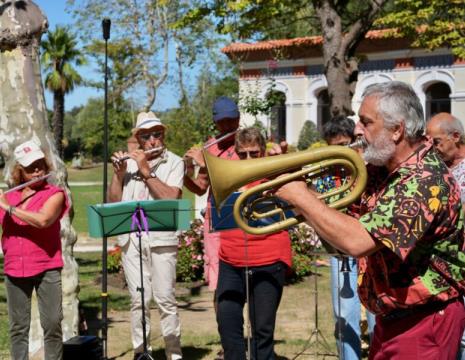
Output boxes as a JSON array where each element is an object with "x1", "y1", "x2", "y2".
[{"x1": 103, "y1": 272, "x2": 337, "y2": 360}]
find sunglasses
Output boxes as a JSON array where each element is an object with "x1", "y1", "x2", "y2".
[
  {"x1": 138, "y1": 131, "x2": 164, "y2": 142},
  {"x1": 237, "y1": 150, "x2": 261, "y2": 159}
]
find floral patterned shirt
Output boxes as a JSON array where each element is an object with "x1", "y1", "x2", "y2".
[{"x1": 357, "y1": 138, "x2": 465, "y2": 315}]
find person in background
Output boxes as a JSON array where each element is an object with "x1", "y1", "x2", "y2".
[
  {"x1": 321, "y1": 117, "x2": 375, "y2": 360},
  {"x1": 215, "y1": 127, "x2": 292, "y2": 360},
  {"x1": 0, "y1": 140, "x2": 69, "y2": 360},
  {"x1": 109, "y1": 111, "x2": 184, "y2": 360},
  {"x1": 275, "y1": 81, "x2": 465, "y2": 359},
  {"x1": 183, "y1": 96, "x2": 241, "y2": 359},
  {"x1": 427, "y1": 112, "x2": 465, "y2": 360}
]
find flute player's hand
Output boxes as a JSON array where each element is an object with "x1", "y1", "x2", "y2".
[
  {"x1": 111, "y1": 151, "x2": 128, "y2": 178},
  {"x1": 185, "y1": 148, "x2": 206, "y2": 168}
]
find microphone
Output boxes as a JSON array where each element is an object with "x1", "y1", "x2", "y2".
[{"x1": 102, "y1": 18, "x2": 111, "y2": 40}]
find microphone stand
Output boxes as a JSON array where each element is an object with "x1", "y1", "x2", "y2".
[{"x1": 101, "y1": 17, "x2": 111, "y2": 360}]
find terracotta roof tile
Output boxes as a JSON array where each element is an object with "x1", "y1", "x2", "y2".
[{"x1": 222, "y1": 29, "x2": 398, "y2": 54}]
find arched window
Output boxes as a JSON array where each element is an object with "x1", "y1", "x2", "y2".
[
  {"x1": 425, "y1": 82, "x2": 451, "y2": 120},
  {"x1": 268, "y1": 90, "x2": 286, "y2": 142},
  {"x1": 317, "y1": 89, "x2": 330, "y2": 132}
]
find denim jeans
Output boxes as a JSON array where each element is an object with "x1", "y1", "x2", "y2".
[
  {"x1": 216, "y1": 260, "x2": 286, "y2": 360},
  {"x1": 5, "y1": 269, "x2": 63, "y2": 360},
  {"x1": 330, "y1": 256, "x2": 375, "y2": 360}
]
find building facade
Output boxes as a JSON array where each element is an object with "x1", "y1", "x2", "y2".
[{"x1": 222, "y1": 30, "x2": 465, "y2": 146}]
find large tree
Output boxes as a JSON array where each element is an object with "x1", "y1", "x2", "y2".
[
  {"x1": 67, "y1": 0, "x2": 222, "y2": 112},
  {"x1": 181, "y1": 1, "x2": 390, "y2": 117},
  {"x1": 0, "y1": 0, "x2": 79, "y2": 354},
  {"x1": 41, "y1": 25, "x2": 85, "y2": 158},
  {"x1": 376, "y1": 0, "x2": 465, "y2": 59}
]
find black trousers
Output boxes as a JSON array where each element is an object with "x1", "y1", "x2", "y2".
[{"x1": 216, "y1": 260, "x2": 286, "y2": 360}]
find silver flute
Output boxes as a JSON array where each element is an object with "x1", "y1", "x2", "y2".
[
  {"x1": 112, "y1": 146, "x2": 164, "y2": 164},
  {"x1": 184, "y1": 130, "x2": 238, "y2": 178},
  {"x1": 4, "y1": 173, "x2": 53, "y2": 194}
]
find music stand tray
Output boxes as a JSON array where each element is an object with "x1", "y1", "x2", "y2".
[
  {"x1": 87, "y1": 199, "x2": 191, "y2": 237},
  {"x1": 86, "y1": 199, "x2": 191, "y2": 360}
]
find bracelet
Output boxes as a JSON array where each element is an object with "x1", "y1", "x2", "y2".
[{"x1": 7, "y1": 206, "x2": 15, "y2": 216}]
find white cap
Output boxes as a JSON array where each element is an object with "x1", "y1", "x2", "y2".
[
  {"x1": 14, "y1": 140, "x2": 45, "y2": 167},
  {"x1": 132, "y1": 111, "x2": 166, "y2": 135}
]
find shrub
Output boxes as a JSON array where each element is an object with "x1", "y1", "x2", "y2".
[
  {"x1": 107, "y1": 245, "x2": 122, "y2": 274},
  {"x1": 176, "y1": 219, "x2": 205, "y2": 283},
  {"x1": 287, "y1": 224, "x2": 322, "y2": 283}
]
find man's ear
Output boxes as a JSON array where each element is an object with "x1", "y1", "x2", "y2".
[
  {"x1": 392, "y1": 121, "x2": 405, "y2": 143},
  {"x1": 451, "y1": 131, "x2": 462, "y2": 145}
]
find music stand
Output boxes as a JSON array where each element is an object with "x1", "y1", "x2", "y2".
[{"x1": 87, "y1": 199, "x2": 191, "y2": 359}]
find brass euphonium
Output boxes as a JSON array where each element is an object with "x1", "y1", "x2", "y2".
[{"x1": 204, "y1": 144, "x2": 367, "y2": 235}]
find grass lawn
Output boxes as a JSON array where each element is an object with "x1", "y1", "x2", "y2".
[
  {"x1": 67, "y1": 164, "x2": 105, "y2": 183},
  {"x1": 0, "y1": 253, "x2": 341, "y2": 359}
]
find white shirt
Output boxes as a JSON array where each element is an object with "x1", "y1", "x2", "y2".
[{"x1": 117, "y1": 149, "x2": 185, "y2": 247}]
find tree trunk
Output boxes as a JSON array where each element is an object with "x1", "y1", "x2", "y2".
[
  {"x1": 53, "y1": 90, "x2": 65, "y2": 158},
  {"x1": 314, "y1": 0, "x2": 388, "y2": 118},
  {"x1": 315, "y1": 1, "x2": 357, "y2": 117},
  {"x1": 0, "y1": 0, "x2": 79, "y2": 356}
]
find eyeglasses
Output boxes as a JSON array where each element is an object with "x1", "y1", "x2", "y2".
[
  {"x1": 237, "y1": 150, "x2": 261, "y2": 159},
  {"x1": 139, "y1": 131, "x2": 164, "y2": 142}
]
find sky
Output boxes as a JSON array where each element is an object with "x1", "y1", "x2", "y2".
[{"x1": 35, "y1": 0, "x2": 182, "y2": 112}]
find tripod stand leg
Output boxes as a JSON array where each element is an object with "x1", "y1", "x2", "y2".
[{"x1": 307, "y1": 258, "x2": 337, "y2": 359}]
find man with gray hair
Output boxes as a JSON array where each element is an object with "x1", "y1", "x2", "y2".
[
  {"x1": 275, "y1": 81, "x2": 465, "y2": 359},
  {"x1": 427, "y1": 113, "x2": 465, "y2": 203},
  {"x1": 427, "y1": 113, "x2": 465, "y2": 360}
]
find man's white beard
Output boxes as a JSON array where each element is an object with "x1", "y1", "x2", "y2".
[{"x1": 363, "y1": 129, "x2": 396, "y2": 166}]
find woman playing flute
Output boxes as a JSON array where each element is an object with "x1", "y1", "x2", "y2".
[{"x1": 0, "y1": 140, "x2": 69, "y2": 360}]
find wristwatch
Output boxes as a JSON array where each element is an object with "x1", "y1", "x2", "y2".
[{"x1": 147, "y1": 171, "x2": 157, "y2": 180}]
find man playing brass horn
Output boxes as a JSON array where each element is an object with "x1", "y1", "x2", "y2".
[{"x1": 276, "y1": 81, "x2": 465, "y2": 359}]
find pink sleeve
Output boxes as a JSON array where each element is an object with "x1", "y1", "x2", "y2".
[{"x1": 46, "y1": 186, "x2": 70, "y2": 220}]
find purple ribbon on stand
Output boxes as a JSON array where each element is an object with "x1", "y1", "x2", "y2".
[{"x1": 131, "y1": 207, "x2": 150, "y2": 235}]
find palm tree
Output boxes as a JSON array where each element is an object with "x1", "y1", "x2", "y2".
[{"x1": 41, "y1": 26, "x2": 85, "y2": 157}]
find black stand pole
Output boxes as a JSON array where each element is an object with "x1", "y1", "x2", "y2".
[
  {"x1": 101, "y1": 17, "x2": 111, "y2": 360},
  {"x1": 134, "y1": 206, "x2": 154, "y2": 360}
]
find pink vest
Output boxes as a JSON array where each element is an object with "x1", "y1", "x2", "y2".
[{"x1": 0, "y1": 184, "x2": 69, "y2": 277}]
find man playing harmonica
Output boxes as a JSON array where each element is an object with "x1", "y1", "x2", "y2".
[
  {"x1": 276, "y1": 82, "x2": 465, "y2": 359},
  {"x1": 109, "y1": 111, "x2": 184, "y2": 360}
]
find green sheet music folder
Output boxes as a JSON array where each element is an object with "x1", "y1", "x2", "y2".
[{"x1": 87, "y1": 199, "x2": 191, "y2": 238}]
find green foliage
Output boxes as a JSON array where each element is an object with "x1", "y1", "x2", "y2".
[
  {"x1": 297, "y1": 121, "x2": 322, "y2": 150},
  {"x1": 107, "y1": 246, "x2": 123, "y2": 274},
  {"x1": 71, "y1": 98, "x2": 133, "y2": 160},
  {"x1": 67, "y1": 0, "x2": 222, "y2": 111},
  {"x1": 164, "y1": 69, "x2": 239, "y2": 155},
  {"x1": 41, "y1": 25, "x2": 86, "y2": 94},
  {"x1": 288, "y1": 224, "x2": 322, "y2": 283},
  {"x1": 41, "y1": 25, "x2": 86, "y2": 156},
  {"x1": 375, "y1": 0, "x2": 465, "y2": 58},
  {"x1": 240, "y1": 78, "x2": 284, "y2": 120},
  {"x1": 176, "y1": 219, "x2": 205, "y2": 283}
]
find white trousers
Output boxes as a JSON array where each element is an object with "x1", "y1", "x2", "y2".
[{"x1": 122, "y1": 239, "x2": 182, "y2": 359}]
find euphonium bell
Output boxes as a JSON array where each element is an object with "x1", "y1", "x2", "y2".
[{"x1": 204, "y1": 145, "x2": 367, "y2": 235}]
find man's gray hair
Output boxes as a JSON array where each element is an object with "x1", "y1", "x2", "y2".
[
  {"x1": 437, "y1": 115, "x2": 465, "y2": 144},
  {"x1": 362, "y1": 81, "x2": 425, "y2": 141}
]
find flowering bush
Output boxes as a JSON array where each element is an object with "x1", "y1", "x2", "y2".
[
  {"x1": 107, "y1": 245, "x2": 123, "y2": 274},
  {"x1": 287, "y1": 224, "x2": 322, "y2": 283},
  {"x1": 176, "y1": 219, "x2": 205, "y2": 283}
]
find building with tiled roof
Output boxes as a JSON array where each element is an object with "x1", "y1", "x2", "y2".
[{"x1": 222, "y1": 29, "x2": 465, "y2": 145}]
